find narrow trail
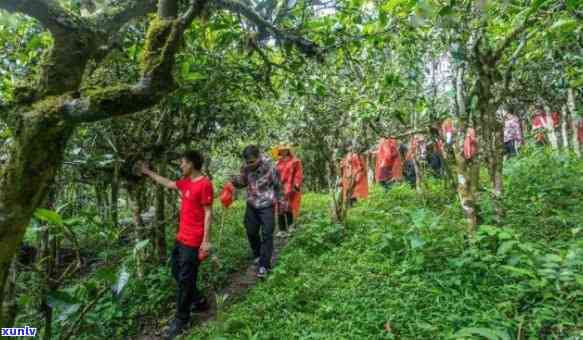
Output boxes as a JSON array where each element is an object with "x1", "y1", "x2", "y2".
[{"x1": 135, "y1": 232, "x2": 293, "y2": 340}]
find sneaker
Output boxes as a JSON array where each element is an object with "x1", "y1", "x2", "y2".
[
  {"x1": 253, "y1": 257, "x2": 260, "y2": 266},
  {"x1": 191, "y1": 297, "x2": 210, "y2": 313},
  {"x1": 164, "y1": 318, "x2": 188, "y2": 340},
  {"x1": 276, "y1": 231, "x2": 288, "y2": 238},
  {"x1": 256, "y1": 266, "x2": 268, "y2": 278}
]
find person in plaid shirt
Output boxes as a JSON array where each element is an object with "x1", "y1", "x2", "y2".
[
  {"x1": 231, "y1": 145, "x2": 283, "y2": 278},
  {"x1": 504, "y1": 108, "x2": 523, "y2": 157}
]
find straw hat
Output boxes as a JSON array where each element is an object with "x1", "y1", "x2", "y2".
[{"x1": 271, "y1": 144, "x2": 293, "y2": 159}]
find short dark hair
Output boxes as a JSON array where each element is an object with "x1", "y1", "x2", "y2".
[
  {"x1": 182, "y1": 150, "x2": 204, "y2": 170},
  {"x1": 399, "y1": 144, "x2": 408, "y2": 157},
  {"x1": 242, "y1": 145, "x2": 260, "y2": 160}
]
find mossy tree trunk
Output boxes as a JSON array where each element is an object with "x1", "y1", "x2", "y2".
[
  {"x1": 474, "y1": 59, "x2": 505, "y2": 224},
  {"x1": 0, "y1": 0, "x2": 204, "y2": 325}
]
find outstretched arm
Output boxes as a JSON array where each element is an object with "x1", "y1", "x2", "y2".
[{"x1": 139, "y1": 162, "x2": 178, "y2": 190}]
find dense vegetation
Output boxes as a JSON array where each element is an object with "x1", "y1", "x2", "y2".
[{"x1": 193, "y1": 150, "x2": 583, "y2": 339}]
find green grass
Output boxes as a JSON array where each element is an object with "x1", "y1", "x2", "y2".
[{"x1": 188, "y1": 151, "x2": 583, "y2": 340}]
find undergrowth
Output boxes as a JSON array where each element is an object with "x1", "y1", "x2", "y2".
[{"x1": 189, "y1": 151, "x2": 583, "y2": 340}]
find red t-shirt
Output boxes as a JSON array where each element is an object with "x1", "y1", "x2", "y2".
[{"x1": 175, "y1": 176, "x2": 214, "y2": 248}]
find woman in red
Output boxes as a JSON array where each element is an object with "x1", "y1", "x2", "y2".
[
  {"x1": 341, "y1": 152, "x2": 369, "y2": 205},
  {"x1": 139, "y1": 150, "x2": 213, "y2": 340},
  {"x1": 375, "y1": 138, "x2": 402, "y2": 190},
  {"x1": 275, "y1": 145, "x2": 303, "y2": 234}
]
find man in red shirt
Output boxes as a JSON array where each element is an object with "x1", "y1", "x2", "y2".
[{"x1": 139, "y1": 150, "x2": 213, "y2": 340}]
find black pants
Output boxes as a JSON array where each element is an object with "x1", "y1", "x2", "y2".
[
  {"x1": 278, "y1": 211, "x2": 293, "y2": 231},
  {"x1": 171, "y1": 241, "x2": 202, "y2": 322},
  {"x1": 504, "y1": 141, "x2": 517, "y2": 157},
  {"x1": 404, "y1": 160, "x2": 417, "y2": 187},
  {"x1": 428, "y1": 153, "x2": 444, "y2": 177},
  {"x1": 244, "y1": 204, "x2": 275, "y2": 268},
  {"x1": 380, "y1": 181, "x2": 394, "y2": 191}
]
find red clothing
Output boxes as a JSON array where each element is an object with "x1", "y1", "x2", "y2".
[
  {"x1": 375, "y1": 138, "x2": 402, "y2": 182},
  {"x1": 406, "y1": 136, "x2": 424, "y2": 161},
  {"x1": 442, "y1": 118, "x2": 455, "y2": 135},
  {"x1": 219, "y1": 182, "x2": 235, "y2": 208},
  {"x1": 442, "y1": 118, "x2": 455, "y2": 144},
  {"x1": 276, "y1": 154, "x2": 304, "y2": 218},
  {"x1": 532, "y1": 112, "x2": 559, "y2": 143},
  {"x1": 463, "y1": 128, "x2": 478, "y2": 160},
  {"x1": 532, "y1": 112, "x2": 559, "y2": 129},
  {"x1": 176, "y1": 177, "x2": 214, "y2": 247},
  {"x1": 435, "y1": 139, "x2": 445, "y2": 155},
  {"x1": 578, "y1": 119, "x2": 583, "y2": 145},
  {"x1": 341, "y1": 153, "x2": 368, "y2": 200}
]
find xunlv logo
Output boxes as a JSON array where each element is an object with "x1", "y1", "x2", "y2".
[{"x1": 1, "y1": 326, "x2": 37, "y2": 337}]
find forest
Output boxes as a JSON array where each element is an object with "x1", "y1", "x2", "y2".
[{"x1": 0, "y1": 0, "x2": 582, "y2": 339}]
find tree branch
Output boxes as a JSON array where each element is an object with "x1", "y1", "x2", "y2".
[
  {"x1": 0, "y1": 0, "x2": 71, "y2": 36},
  {"x1": 1, "y1": 1, "x2": 100, "y2": 95},
  {"x1": 62, "y1": 0, "x2": 210, "y2": 123},
  {"x1": 502, "y1": 30, "x2": 536, "y2": 92},
  {"x1": 93, "y1": 0, "x2": 158, "y2": 33},
  {"x1": 493, "y1": 17, "x2": 536, "y2": 62},
  {"x1": 214, "y1": 0, "x2": 321, "y2": 57}
]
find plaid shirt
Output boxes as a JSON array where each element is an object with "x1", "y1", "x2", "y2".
[
  {"x1": 232, "y1": 154, "x2": 283, "y2": 209},
  {"x1": 504, "y1": 115, "x2": 523, "y2": 144}
]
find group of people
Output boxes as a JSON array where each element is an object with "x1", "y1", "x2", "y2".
[
  {"x1": 338, "y1": 105, "x2": 578, "y2": 204},
  {"x1": 138, "y1": 144, "x2": 303, "y2": 339},
  {"x1": 132, "y1": 104, "x2": 576, "y2": 339}
]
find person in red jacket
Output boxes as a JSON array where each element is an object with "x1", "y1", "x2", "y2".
[
  {"x1": 531, "y1": 105, "x2": 559, "y2": 145},
  {"x1": 275, "y1": 145, "x2": 303, "y2": 235},
  {"x1": 341, "y1": 152, "x2": 368, "y2": 205},
  {"x1": 375, "y1": 138, "x2": 402, "y2": 190},
  {"x1": 139, "y1": 150, "x2": 213, "y2": 340}
]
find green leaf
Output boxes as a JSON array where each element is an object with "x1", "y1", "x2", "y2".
[
  {"x1": 58, "y1": 303, "x2": 81, "y2": 322},
  {"x1": 452, "y1": 327, "x2": 511, "y2": 340},
  {"x1": 94, "y1": 267, "x2": 117, "y2": 284},
  {"x1": 184, "y1": 72, "x2": 207, "y2": 82},
  {"x1": 47, "y1": 290, "x2": 79, "y2": 309},
  {"x1": 542, "y1": 254, "x2": 562, "y2": 263},
  {"x1": 409, "y1": 234, "x2": 426, "y2": 249},
  {"x1": 549, "y1": 19, "x2": 578, "y2": 33},
  {"x1": 497, "y1": 241, "x2": 517, "y2": 256},
  {"x1": 34, "y1": 209, "x2": 63, "y2": 226},
  {"x1": 113, "y1": 266, "x2": 130, "y2": 297},
  {"x1": 133, "y1": 239, "x2": 150, "y2": 258},
  {"x1": 500, "y1": 265, "x2": 536, "y2": 279}
]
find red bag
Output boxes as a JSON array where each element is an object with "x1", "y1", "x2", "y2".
[{"x1": 219, "y1": 182, "x2": 235, "y2": 208}]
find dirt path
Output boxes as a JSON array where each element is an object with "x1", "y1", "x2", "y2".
[{"x1": 135, "y1": 232, "x2": 292, "y2": 340}]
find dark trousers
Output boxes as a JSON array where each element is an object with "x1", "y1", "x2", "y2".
[
  {"x1": 380, "y1": 180, "x2": 393, "y2": 191},
  {"x1": 171, "y1": 241, "x2": 202, "y2": 322},
  {"x1": 278, "y1": 211, "x2": 293, "y2": 231},
  {"x1": 244, "y1": 204, "x2": 275, "y2": 268},
  {"x1": 504, "y1": 141, "x2": 517, "y2": 157}
]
